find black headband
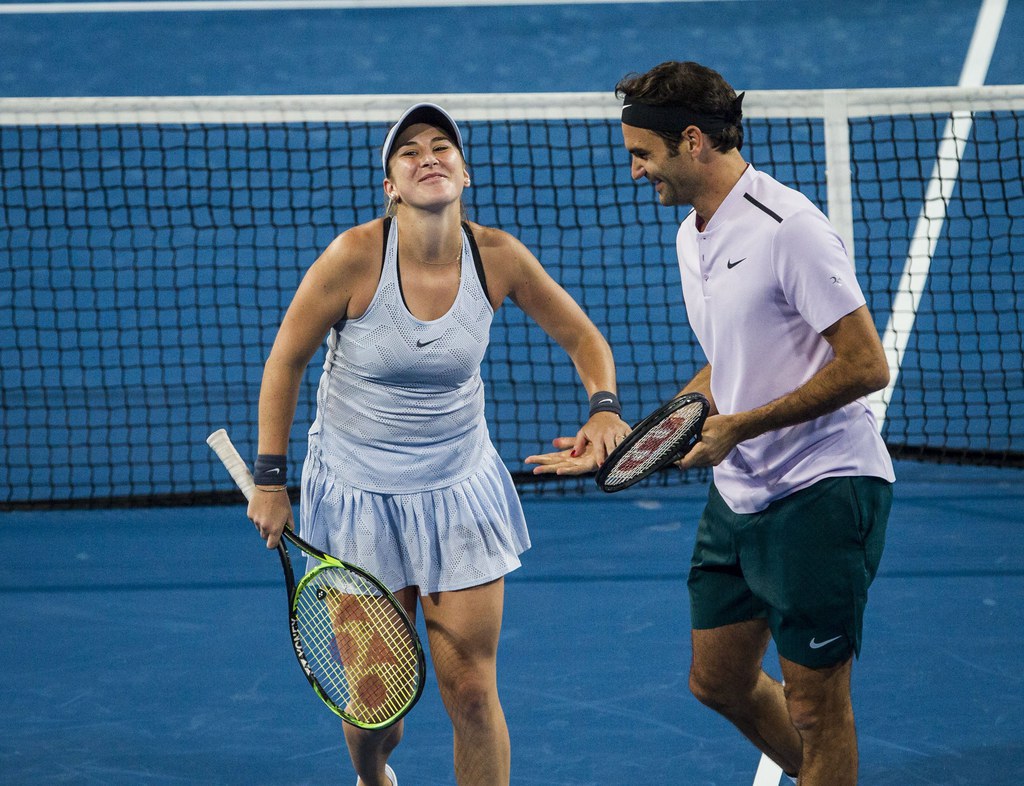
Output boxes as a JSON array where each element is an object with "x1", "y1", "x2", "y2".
[{"x1": 621, "y1": 92, "x2": 745, "y2": 135}]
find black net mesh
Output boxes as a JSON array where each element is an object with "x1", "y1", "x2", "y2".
[{"x1": 2, "y1": 95, "x2": 1021, "y2": 507}]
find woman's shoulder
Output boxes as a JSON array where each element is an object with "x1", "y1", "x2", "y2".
[
  {"x1": 316, "y1": 217, "x2": 388, "y2": 271},
  {"x1": 463, "y1": 221, "x2": 541, "y2": 302},
  {"x1": 331, "y1": 217, "x2": 387, "y2": 252},
  {"x1": 464, "y1": 221, "x2": 526, "y2": 257}
]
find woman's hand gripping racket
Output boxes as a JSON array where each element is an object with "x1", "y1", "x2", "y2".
[
  {"x1": 206, "y1": 429, "x2": 426, "y2": 729},
  {"x1": 595, "y1": 392, "x2": 710, "y2": 493}
]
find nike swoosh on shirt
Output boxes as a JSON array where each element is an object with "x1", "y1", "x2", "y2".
[
  {"x1": 726, "y1": 257, "x2": 747, "y2": 269},
  {"x1": 416, "y1": 337, "x2": 442, "y2": 348}
]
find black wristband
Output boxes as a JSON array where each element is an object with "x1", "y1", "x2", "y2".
[
  {"x1": 253, "y1": 454, "x2": 287, "y2": 486},
  {"x1": 588, "y1": 390, "x2": 621, "y2": 418}
]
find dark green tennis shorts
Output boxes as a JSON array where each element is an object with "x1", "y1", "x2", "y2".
[{"x1": 688, "y1": 475, "x2": 892, "y2": 668}]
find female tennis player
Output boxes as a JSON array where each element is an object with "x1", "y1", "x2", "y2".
[{"x1": 246, "y1": 102, "x2": 629, "y2": 786}]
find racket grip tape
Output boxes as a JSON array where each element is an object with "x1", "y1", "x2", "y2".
[{"x1": 206, "y1": 429, "x2": 257, "y2": 502}]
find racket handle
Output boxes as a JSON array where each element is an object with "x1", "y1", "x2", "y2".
[{"x1": 206, "y1": 428, "x2": 257, "y2": 502}]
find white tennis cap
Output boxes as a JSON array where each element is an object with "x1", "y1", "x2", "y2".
[{"x1": 381, "y1": 102, "x2": 464, "y2": 175}]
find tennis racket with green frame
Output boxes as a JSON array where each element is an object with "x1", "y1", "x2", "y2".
[{"x1": 206, "y1": 429, "x2": 426, "y2": 729}]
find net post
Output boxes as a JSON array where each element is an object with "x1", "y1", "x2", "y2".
[{"x1": 823, "y1": 90, "x2": 855, "y2": 269}]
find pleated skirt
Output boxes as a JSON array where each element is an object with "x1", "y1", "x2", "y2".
[{"x1": 299, "y1": 442, "x2": 531, "y2": 595}]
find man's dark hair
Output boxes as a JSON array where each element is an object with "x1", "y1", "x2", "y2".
[{"x1": 616, "y1": 61, "x2": 744, "y2": 154}]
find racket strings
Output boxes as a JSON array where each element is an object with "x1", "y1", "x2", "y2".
[
  {"x1": 297, "y1": 589, "x2": 416, "y2": 722},
  {"x1": 294, "y1": 567, "x2": 420, "y2": 725},
  {"x1": 603, "y1": 404, "x2": 704, "y2": 487}
]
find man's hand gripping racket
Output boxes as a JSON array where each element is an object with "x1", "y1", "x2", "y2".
[
  {"x1": 595, "y1": 392, "x2": 710, "y2": 492},
  {"x1": 206, "y1": 429, "x2": 426, "y2": 729}
]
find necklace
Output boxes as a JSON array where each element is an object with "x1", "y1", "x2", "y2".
[{"x1": 417, "y1": 249, "x2": 462, "y2": 267}]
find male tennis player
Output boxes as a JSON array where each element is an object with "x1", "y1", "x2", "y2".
[{"x1": 529, "y1": 61, "x2": 894, "y2": 785}]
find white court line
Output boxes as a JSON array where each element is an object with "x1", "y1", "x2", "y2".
[
  {"x1": 0, "y1": 0, "x2": 757, "y2": 13},
  {"x1": 752, "y1": 751, "x2": 788, "y2": 786},
  {"x1": 868, "y1": 0, "x2": 1006, "y2": 429},
  {"x1": 754, "y1": 2, "x2": 1007, "y2": 784}
]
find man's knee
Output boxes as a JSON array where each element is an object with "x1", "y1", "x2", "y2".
[
  {"x1": 688, "y1": 660, "x2": 758, "y2": 713},
  {"x1": 689, "y1": 621, "x2": 772, "y2": 711},
  {"x1": 782, "y1": 665, "x2": 854, "y2": 739},
  {"x1": 784, "y1": 691, "x2": 826, "y2": 737}
]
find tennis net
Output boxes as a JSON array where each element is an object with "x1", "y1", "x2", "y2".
[{"x1": 2, "y1": 86, "x2": 1023, "y2": 507}]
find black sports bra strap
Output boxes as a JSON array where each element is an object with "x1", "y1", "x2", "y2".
[
  {"x1": 381, "y1": 216, "x2": 393, "y2": 271},
  {"x1": 462, "y1": 222, "x2": 491, "y2": 305}
]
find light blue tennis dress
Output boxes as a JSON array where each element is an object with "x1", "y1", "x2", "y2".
[{"x1": 299, "y1": 217, "x2": 530, "y2": 594}]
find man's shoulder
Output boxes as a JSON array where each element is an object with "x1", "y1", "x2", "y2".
[
  {"x1": 676, "y1": 208, "x2": 700, "y2": 243},
  {"x1": 743, "y1": 168, "x2": 823, "y2": 223}
]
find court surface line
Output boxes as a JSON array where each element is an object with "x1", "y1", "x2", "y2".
[
  {"x1": 0, "y1": 0, "x2": 760, "y2": 14},
  {"x1": 869, "y1": 0, "x2": 1007, "y2": 428}
]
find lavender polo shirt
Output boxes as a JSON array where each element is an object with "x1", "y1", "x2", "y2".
[{"x1": 677, "y1": 166, "x2": 894, "y2": 514}]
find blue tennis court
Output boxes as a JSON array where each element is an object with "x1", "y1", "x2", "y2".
[
  {"x1": 2, "y1": 1, "x2": 1023, "y2": 784},
  {"x1": 3, "y1": 461, "x2": 1023, "y2": 784}
]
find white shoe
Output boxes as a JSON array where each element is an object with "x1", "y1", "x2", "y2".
[{"x1": 356, "y1": 764, "x2": 397, "y2": 786}]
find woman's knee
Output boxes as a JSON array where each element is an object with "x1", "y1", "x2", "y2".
[
  {"x1": 344, "y1": 717, "x2": 404, "y2": 754},
  {"x1": 438, "y1": 669, "x2": 499, "y2": 724}
]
